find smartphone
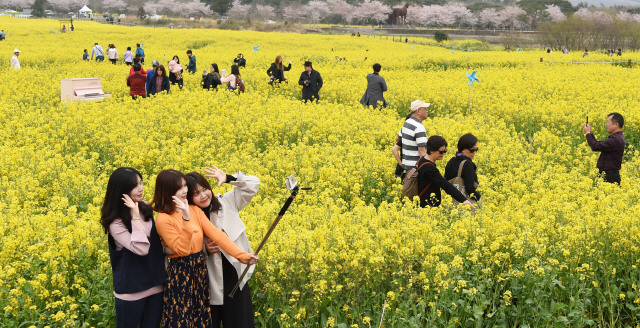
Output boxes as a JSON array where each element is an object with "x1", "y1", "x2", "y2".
[
  {"x1": 285, "y1": 174, "x2": 298, "y2": 191},
  {"x1": 586, "y1": 115, "x2": 588, "y2": 124}
]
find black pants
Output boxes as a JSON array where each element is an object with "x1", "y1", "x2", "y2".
[
  {"x1": 115, "y1": 292, "x2": 163, "y2": 328},
  {"x1": 210, "y1": 254, "x2": 255, "y2": 328},
  {"x1": 125, "y1": 61, "x2": 132, "y2": 66},
  {"x1": 600, "y1": 170, "x2": 621, "y2": 185},
  {"x1": 132, "y1": 95, "x2": 147, "y2": 100},
  {"x1": 110, "y1": 59, "x2": 117, "y2": 64},
  {"x1": 302, "y1": 93, "x2": 319, "y2": 103},
  {"x1": 169, "y1": 72, "x2": 183, "y2": 89}
]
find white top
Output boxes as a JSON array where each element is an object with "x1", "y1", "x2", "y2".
[
  {"x1": 107, "y1": 48, "x2": 118, "y2": 60},
  {"x1": 220, "y1": 74, "x2": 237, "y2": 88},
  {"x1": 10, "y1": 55, "x2": 19, "y2": 70},
  {"x1": 205, "y1": 171, "x2": 259, "y2": 305}
]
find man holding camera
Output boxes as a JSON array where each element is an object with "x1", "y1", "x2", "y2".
[
  {"x1": 298, "y1": 61, "x2": 323, "y2": 103},
  {"x1": 582, "y1": 113, "x2": 625, "y2": 184}
]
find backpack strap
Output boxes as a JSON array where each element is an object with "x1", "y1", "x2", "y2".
[
  {"x1": 416, "y1": 159, "x2": 434, "y2": 198},
  {"x1": 457, "y1": 160, "x2": 467, "y2": 178}
]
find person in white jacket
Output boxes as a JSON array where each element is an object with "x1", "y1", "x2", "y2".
[
  {"x1": 185, "y1": 166, "x2": 259, "y2": 328},
  {"x1": 107, "y1": 44, "x2": 118, "y2": 65},
  {"x1": 10, "y1": 49, "x2": 20, "y2": 70}
]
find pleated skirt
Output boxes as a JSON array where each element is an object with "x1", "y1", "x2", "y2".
[{"x1": 162, "y1": 252, "x2": 211, "y2": 328}]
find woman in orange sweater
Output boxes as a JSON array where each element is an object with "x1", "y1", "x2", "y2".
[{"x1": 153, "y1": 169, "x2": 258, "y2": 328}]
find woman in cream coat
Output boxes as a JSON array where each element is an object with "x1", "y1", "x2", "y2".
[{"x1": 186, "y1": 166, "x2": 258, "y2": 328}]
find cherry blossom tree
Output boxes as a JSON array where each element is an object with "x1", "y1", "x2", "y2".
[
  {"x1": 256, "y1": 4, "x2": 274, "y2": 20},
  {"x1": 305, "y1": 0, "x2": 330, "y2": 26},
  {"x1": 479, "y1": 8, "x2": 502, "y2": 28},
  {"x1": 47, "y1": 0, "x2": 84, "y2": 12},
  {"x1": 545, "y1": 4, "x2": 565, "y2": 22},
  {"x1": 617, "y1": 11, "x2": 640, "y2": 22},
  {"x1": 1, "y1": 0, "x2": 34, "y2": 10},
  {"x1": 444, "y1": 2, "x2": 475, "y2": 28},
  {"x1": 499, "y1": 5, "x2": 526, "y2": 29},
  {"x1": 181, "y1": 0, "x2": 213, "y2": 17},
  {"x1": 102, "y1": 0, "x2": 127, "y2": 12},
  {"x1": 352, "y1": 0, "x2": 390, "y2": 24},
  {"x1": 227, "y1": 0, "x2": 251, "y2": 19},
  {"x1": 327, "y1": 0, "x2": 355, "y2": 24},
  {"x1": 574, "y1": 8, "x2": 613, "y2": 25},
  {"x1": 283, "y1": 4, "x2": 305, "y2": 22}
]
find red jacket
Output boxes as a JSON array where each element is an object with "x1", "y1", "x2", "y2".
[
  {"x1": 127, "y1": 73, "x2": 148, "y2": 96},
  {"x1": 129, "y1": 66, "x2": 148, "y2": 75}
]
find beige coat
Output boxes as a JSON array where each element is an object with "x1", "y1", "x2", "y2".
[{"x1": 204, "y1": 171, "x2": 259, "y2": 305}]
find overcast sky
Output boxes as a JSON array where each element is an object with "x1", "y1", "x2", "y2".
[{"x1": 568, "y1": 0, "x2": 640, "y2": 6}]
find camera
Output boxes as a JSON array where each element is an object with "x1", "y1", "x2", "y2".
[{"x1": 268, "y1": 78, "x2": 275, "y2": 85}]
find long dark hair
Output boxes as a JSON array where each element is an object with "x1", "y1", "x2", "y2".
[
  {"x1": 275, "y1": 55, "x2": 283, "y2": 70},
  {"x1": 185, "y1": 172, "x2": 222, "y2": 218},
  {"x1": 172, "y1": 55, "x2": 180, "y2": 64},
  {"x1": 231, "y1": 64, "x2": 240, "y2": 78},
  {"x1": 100, "y1": 167, "x2": 153, "y2": 234},
  {"x1": 211, "y1": 63, "x2": 219, "y2": 73},
  {"x1": 152, "y1": 169, "x2": 186, "y2": 214}
]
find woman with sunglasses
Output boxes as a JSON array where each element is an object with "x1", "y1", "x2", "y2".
[
  {"x1": 445, "y1": 133, "x2": 481, "y2": 203},
  {"x1": 415, "y1": 136, "x2": 475, "y2": 208}
]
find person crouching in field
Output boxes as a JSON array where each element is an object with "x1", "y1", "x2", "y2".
[
  {"x1": 186, "y1": 166, "x2": 259, "y2": 328},
  {"x1": 582, "y1": 113, "x2": 625, "y2": 185},
  {"x1": 153, "y1": 169, "x2": 258, "y2": 328},
  {"x1": 416, "y1": 136, "x2": 475, "y2": 208},
  {"x1": 267, "y1": 55, "x2": 292, "y2": 85},
  {"x1": 101, "y1": 167, "x2": 166, "y2": 328}
]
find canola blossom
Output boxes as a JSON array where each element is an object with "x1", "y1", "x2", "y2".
[{"x1": 1, "y1": 17, "x2": 640, "y2": 327}]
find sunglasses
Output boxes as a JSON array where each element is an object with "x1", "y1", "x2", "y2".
[
  {"x1": 469, "y1": 148, "x2": 479, "y2": 153},
  {"x1": 438, "y1": 149, "x2": 447, "y2": 154}
]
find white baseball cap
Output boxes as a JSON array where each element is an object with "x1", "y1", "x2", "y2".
[
  {"x1": 410, "y1": 100, "x2": 430, "y2": 112},
  {"x1": 13, "y1": 49, "x2": 20, "y2": 53}
]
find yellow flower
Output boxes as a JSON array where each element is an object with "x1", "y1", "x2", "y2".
[{"x1": 620, "y1": 294, "x2": 626, "y2": 300}]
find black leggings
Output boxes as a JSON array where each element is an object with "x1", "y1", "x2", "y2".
[{"x1": 169, "y1": 72, "x2": 183, "y2": 89}]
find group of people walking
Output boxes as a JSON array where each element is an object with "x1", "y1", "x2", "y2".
[
  {"x1": 102, "y1": 166, "x2": 260, "y2": 328},
  {"x1": 394, "y1": 105, "x2": 626, "y2": 209}
]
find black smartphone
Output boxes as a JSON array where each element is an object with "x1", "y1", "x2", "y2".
[{"x1": 586, "y1": 115, "x2": 588, "y2": 124}]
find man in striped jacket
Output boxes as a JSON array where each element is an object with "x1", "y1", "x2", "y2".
[{"x1": 398, "y1": 100, "x2": 430, "y2": 172}]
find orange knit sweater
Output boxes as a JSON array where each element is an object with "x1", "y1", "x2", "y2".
[{"x1": 156, "y1": 205, "x2": 251, "y2": 261}]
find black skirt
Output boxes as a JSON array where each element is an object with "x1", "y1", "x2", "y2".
[
  {"x1": 210, "y1": 254, "x2": 255, "y2": 328},
  {"x1": 162, "y1": 252, "x2": 211, "y2": 328}
]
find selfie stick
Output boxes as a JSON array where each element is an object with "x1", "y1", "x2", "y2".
[{"x1": 228, "y1": 176, "x2": 311, "y2": 298}]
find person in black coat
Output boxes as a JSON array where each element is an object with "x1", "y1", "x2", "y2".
[
  {"x1": 202, "y1": 63, "x2": 222, "y2": 90},
  {"x1": 233, "y1": 54, "x2": 246, "y2": 68},
  {"x1": 267, "y1": 55, "x2": 291, "y2": 85},
  {"x1": 298, "y1": 61, "x2": 323, "y2": 103},
  {"x1": 416, "y1": 136, "x2": 475, "y2": 208},
  {"x1": 444, "y1": 133, "x2": 480, "y2": 202},
  {"x1": 148, "y1": 65, "x2": 170, "y2": 95}
]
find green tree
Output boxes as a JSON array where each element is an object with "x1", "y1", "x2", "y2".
[
  {"x1": 138, "y1": 6, "x2": 146, "y2": 19},
  {"x1": 207, "y1": 0, "x2": 232, "y2": 15},
  {"x1": 31, "y1": 0, "x2": 45, "y2": 17},
  {"x1": 466, "y1": 2, "x2": 504, "y2": 13}
]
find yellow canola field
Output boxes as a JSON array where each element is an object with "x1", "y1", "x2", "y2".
[{"x1": 1, "y1": 17, "x2": 640, "y2": 327}]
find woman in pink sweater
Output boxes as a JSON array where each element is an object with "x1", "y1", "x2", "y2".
[{"x1": 168, "y1": 55, "x2": 184, "y2": 90}]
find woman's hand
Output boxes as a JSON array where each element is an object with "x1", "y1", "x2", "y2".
[
  {"x1": 122, "y1": 194, "x2": 140, "y2": 219},
  {"x1": 206, "y1": 240, "x2": 220, "y2": 254},
  {"x1": 288, "y1": 59, "x2": 292, "y2": 64},
  {"x1": 239, "y1": 253, "x2": 259, "y2": 265},
  {"x1": 172, "y1": 196, "x2": 190, "y2": 220},
  {"x1": 204, "y1": 165, "x2": 227, "y2": 187},
  {"x1": 462, "y1": 200, "x2": 475, "y2": 209},
  {"x1": 164, "y1": 244, "x2": 176, "y2": 255}
]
